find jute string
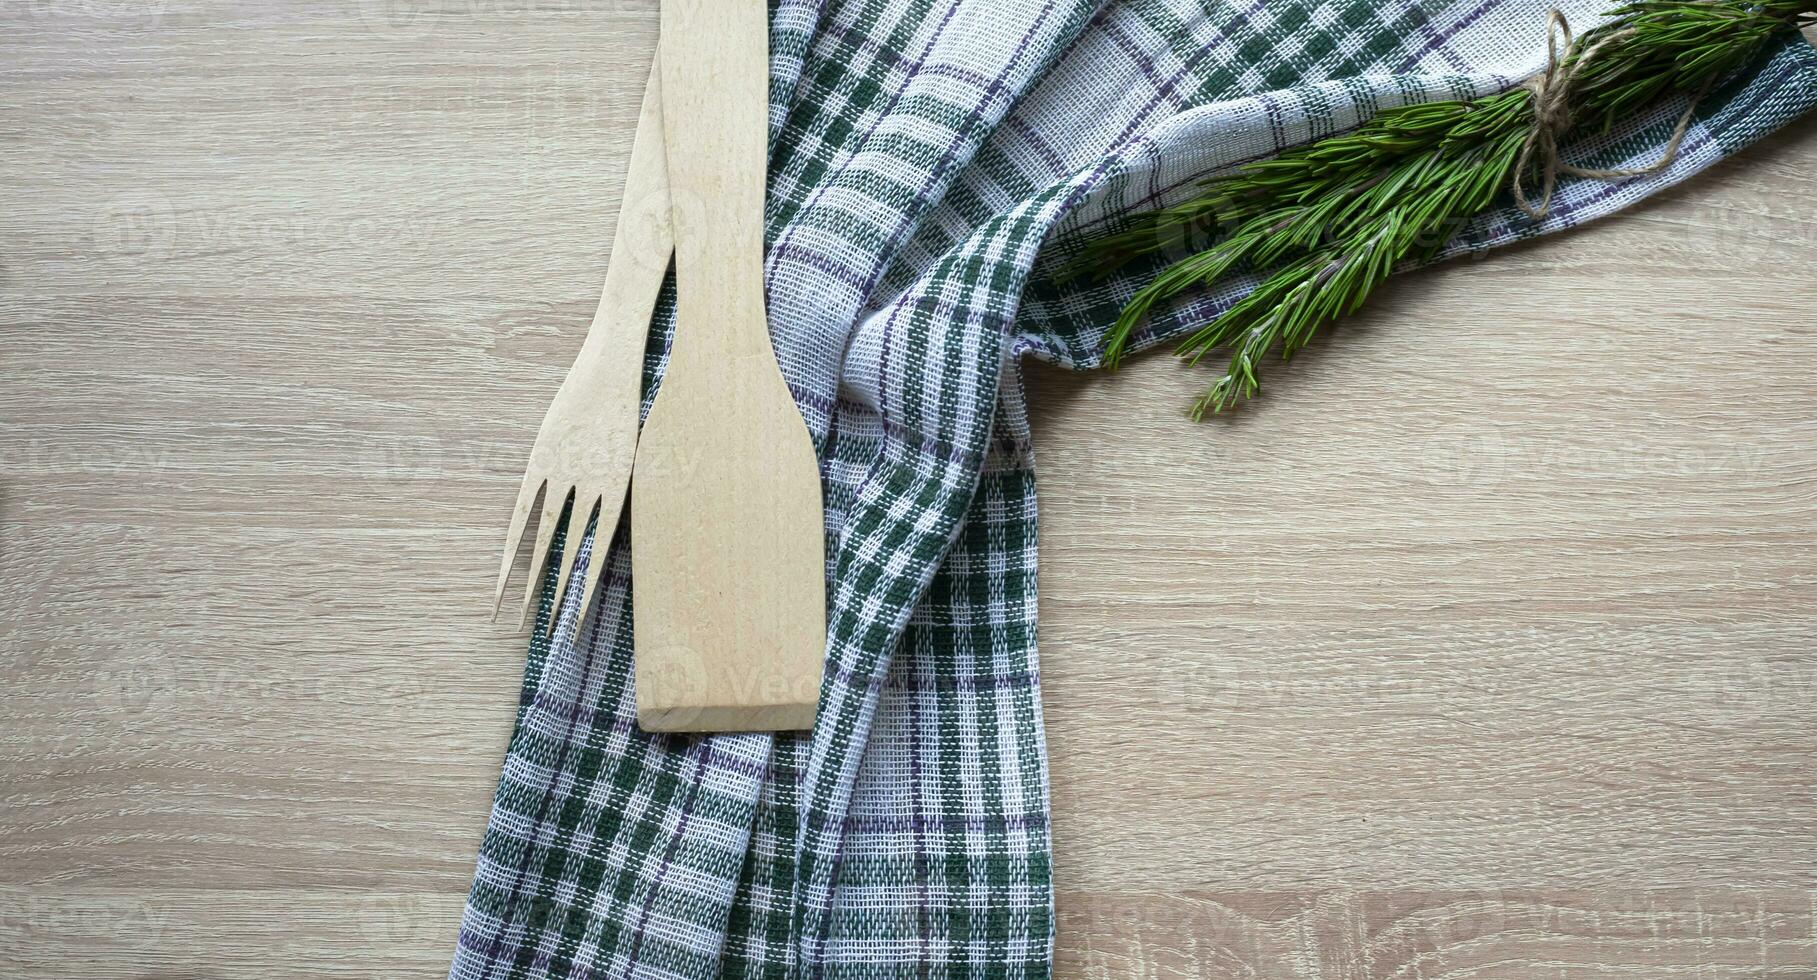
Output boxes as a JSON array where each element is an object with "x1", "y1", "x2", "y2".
[{"x1": 1513, "y1": 8, "x2": 1705, "y2": 220}]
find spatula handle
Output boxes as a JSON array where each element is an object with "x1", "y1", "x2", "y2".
[{"x1": 659, "y1": 0, "x2": 771, "y2": 367}]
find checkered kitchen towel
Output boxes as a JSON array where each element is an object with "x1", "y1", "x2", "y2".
[{"x1": 451, "y1": 2, "x2": 1817, "y2": 977}]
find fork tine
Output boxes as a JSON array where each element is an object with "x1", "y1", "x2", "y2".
[
  {"x1": 519, "y1": 483, "x2": 572, "y2": 630},
  {"x1": 572, "y1": 496, "x2": 617, "y2": 642},
  {"x1": 492, "y1": 470, "x2": 546, "y2": 621},
  {"x1": 544, "y1": 493, "x2": 598, "y2": 639}
]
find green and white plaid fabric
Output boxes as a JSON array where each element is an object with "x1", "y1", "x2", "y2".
[{"x1": 452, "y1": 2, "x2": 1817, "y2": 977}]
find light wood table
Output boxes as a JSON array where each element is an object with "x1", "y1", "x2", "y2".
[{"x1": 4, "y1": 3, "x2": 1815, "y2": 977}]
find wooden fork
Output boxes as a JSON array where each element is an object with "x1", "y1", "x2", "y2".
[{"x1": 494, "y1": 56, "x2": 672, "y2": 633}]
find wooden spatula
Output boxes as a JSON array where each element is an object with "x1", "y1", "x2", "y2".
[{"x1": 630, "y1": 0, "x2": 827, "y2": 732}]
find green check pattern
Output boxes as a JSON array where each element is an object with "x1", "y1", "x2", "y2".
[{"x1": 452, "y1": 2, "x2": 1817, "y2": 977}]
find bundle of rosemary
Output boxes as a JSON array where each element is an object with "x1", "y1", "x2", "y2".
[{"x1": 1080, "y1": 0, "x2": 1817, "y2": 418}]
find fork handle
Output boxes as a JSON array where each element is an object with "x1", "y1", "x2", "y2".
[{"x1": 577, "y1": 55, "x2": 672, "y2": 374}]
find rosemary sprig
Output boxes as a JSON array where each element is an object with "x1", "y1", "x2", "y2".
[{"x1": 1084, "y1": 0, "x2": 1815, "y2": 417}]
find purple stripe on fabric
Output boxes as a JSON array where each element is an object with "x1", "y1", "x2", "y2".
[
  {"x1": 766, "y1": 1, "x2": 970, "y2": 299},
  {"x1": 1095, "y1": 12, "x2": 1159, "y2": 78},
  {"x1": 1547, "y1": 130, "x2": 1714, "y2": 226},
  {"x1": 619, "y1": 745, "x2": 715, "y2": 978},
  {"x1": 519, "y1": 692, "x2": 773, "y2": 782},
  {"x1": 818, "y1": 18, "x2": 1007, "y2": 93},
  {"x1": 1255, "y1": 87, "x2": 1288, "y2": 159},
  {"x1": 889, "y1": 668, "x2": 1037, "y2": 693},
  {"x1": 1006, "y1": 6, "x2": 1270, "y2": 364},
  {"x1": 1394, "y1": 0, "x2": 1505, "y2": 73},
  {"x1": 1006, "y1": 115, "x2": 1068, "y2": 175},
  {"x1": 785, "y1": 380, "x2": 1002, "y2": 468},
  {"x1": 844, "y1": 809, "x2": 1051, "y2": 836},
  {"x1": 768, "y1": 0, "x2": 833, "y2": 131},
  {"x1": 1393, "y1": 0, "x2": 1474, "y2": 73},
  {"x1": 768, "y1": 240, "x2": 873, "y2": 292},
  {"x1": 459, "y1": 923, "x2": 507, "y2": 959},
  {"x1": 803, "y1": 12, "x2": 1067, "y2": 978},
  {"x1": 870, "y1": 0, "x2": 1072, "y2": 421},
  {"x1": 802, "y1": 798, "x2": 1052, "y2": 838},
  {"x1": 1085, "y1": 0, "x2": 1254, "y2": 187},
  {"x1": 916, "y1": 60, "x2": 1016, "y2": 94},
  {"x1": 907, "y1": 661, "x2": 932, "y2": 976},
  {"x1": 475, "y1": 596, "x2": 612, "y2": 980}
]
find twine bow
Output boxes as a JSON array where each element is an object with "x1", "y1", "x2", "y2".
[{"x1": 1512, "y1": 8, "x2": 1704, "y2": 220}]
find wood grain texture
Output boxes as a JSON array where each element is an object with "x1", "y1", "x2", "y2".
[
  {"x1": 2, "y1": 3, "x2": 1814, "y2": 977},
  {"x1": 633, "y1": 0, "x2": 826, "y2": 731}
]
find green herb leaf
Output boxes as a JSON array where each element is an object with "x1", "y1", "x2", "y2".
[{"x1": 1079, "y1": 0, "x2": 1811, "y2": 416}]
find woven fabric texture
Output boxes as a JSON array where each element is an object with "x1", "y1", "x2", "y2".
[{"x1": 451, "y1": 2, "x2": 1817, "y2": 978}]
